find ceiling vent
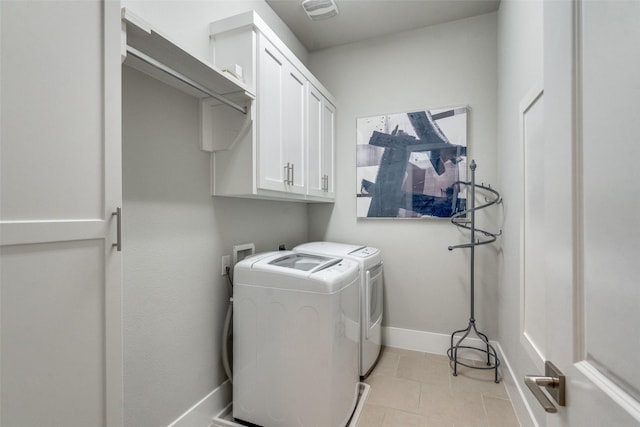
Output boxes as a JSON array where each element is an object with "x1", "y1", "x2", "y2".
[{"x1": 302, "y1": 0, "x2": 339, "y2": 20}]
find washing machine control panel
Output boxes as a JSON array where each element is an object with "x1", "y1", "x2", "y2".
[
  {"x1": 325, "y1": 260, "x2": 350, "y2": 273},
  {"x1": 349, "y1": 246, "x2": 379, "y2": 258}
]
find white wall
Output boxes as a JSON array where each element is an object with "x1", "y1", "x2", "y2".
[
  {"x1": 122, "y1": 67, "x2": 309, "y2": 426},
  {"x1": 496, "y1": 0, "x2": 544, "y2": 425},
  {"x1": 307, "y1": 13, "x2": 499, "y2": 337}
]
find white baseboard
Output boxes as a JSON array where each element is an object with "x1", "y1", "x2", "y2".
[
  {"x1": 382, "y1": 326, "x2": 535, "y2": 427},
  {"x1": 167, "y1": 380, "x2": 231, "y2": 427},
  {"x1": 493, "y1": 342, "x2": 539, "y2": 427},
  {"x1": 382, "y1": 325, "x2": 495, "y2": 360}
]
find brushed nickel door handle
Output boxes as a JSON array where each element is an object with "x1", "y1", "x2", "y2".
[
  {"x1": 112, "y1": 207, "x2": 122, "y2": 252},
  {"x1": 525, "y1": 361, "x2": 566, "y2": 413}
]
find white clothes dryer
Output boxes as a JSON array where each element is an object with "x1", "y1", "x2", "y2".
[
  {"x1": 233, "y1": 251, "x2": 360, "y2": 427},
  {"x1": 293, "y1": 242, "x2": 383, "y2": 378}
]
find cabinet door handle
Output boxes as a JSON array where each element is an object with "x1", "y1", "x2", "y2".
[
  {"x1": 112, "y1": 207, "x2": 122, "y2": 252},
  {"x1": 283, "y1": 162, "x2": 291, "y2": 185},
  {"x1": 290, "y1": 163, "x2": 294, "y2": 185}
]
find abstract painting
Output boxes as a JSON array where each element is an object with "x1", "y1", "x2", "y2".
[{"x1": 356, "y1": 106, "x2": 468, "y2": 218}]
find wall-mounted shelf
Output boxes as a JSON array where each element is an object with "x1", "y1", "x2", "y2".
[{"x1": 121, "y1": 8, "x2": 254, "y2": 113}]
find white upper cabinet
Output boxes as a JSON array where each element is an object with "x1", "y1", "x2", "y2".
[{"x1": 207, "y1": 11, "x2": 336, "y2": 202}]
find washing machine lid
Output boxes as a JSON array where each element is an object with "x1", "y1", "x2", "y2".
[
  {"x1": 294, "y1": 241, "x2": 380, "y2": 258},
  {"x1": 235, "y1": 251, "x2": 359, "y2": 293},
  {"x1": 267, "y1": 253, "x2": 340, "y2": 272}
]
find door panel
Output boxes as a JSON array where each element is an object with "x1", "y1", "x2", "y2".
[
  {"x1": 540, "y1": 1, "x2": 640, "y2": 424},
  {"x1": 307, "y1": 85, "x2": 335, "y2": 198},
  {"x1": 0, "y1": 0, "x2": 104, "y2": 221},
  {"x1": 322, "y1": 100, "x2": 336, "y2": 197},
  {"x1": 307, "y1": 85, "x2": 324, "y2": 196},
  {"x1": 580, "y1": 0, "x2": 640, "y2": 401},
  {"x1": 0, "y1": 1, "x2": 123, "y2": 426},
  {"x1": 257, "y1": 36, "x2": 285, "y2": 191},
  {"x1": 520, "y1": 87, "x2": 546, "y2": 370},
  {"x1": 283, "y1": 65, "x2": 306, "y2": 194},
  {"x1": 1, "y1": 241, "x2": 106, "y2": 426}
]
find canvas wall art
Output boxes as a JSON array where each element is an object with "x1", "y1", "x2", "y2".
[{"x1": 356, "y1": 106, "x2": 469, "y2": 218}]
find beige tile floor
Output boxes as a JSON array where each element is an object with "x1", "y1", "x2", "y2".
[{"x1": 358, "y1": 346, "x2": 520, "y2": 427}]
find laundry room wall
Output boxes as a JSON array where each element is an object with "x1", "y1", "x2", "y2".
[
  {"x1": 307, "y1": 12, "x2": 500, "y2": 342},
  {"x1": 121, "y1": 2, "x2": 311, "y2": 426},
  {"x1": 123, "y1": 67, "x2": 309, "y2": 427}
]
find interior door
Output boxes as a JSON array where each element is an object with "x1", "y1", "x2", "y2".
[
  {"x1": 0, "y1": 1, "x2": 123, "y2": 426},
  {"x1": 533, "y1": 1, "x2": 640, "y2": 424}
]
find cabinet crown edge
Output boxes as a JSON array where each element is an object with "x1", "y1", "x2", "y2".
[{"x1": 209, "y1": 10, "x2": 337, "y2": 107}]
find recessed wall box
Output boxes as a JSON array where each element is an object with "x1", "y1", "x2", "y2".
[{"x1": 233, "y1": 243, "x2": 255, "y2": 265}]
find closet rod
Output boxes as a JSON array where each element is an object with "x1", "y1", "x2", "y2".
[{"x1": 126, "y1": 45, "x2": 247, "y2": 115}]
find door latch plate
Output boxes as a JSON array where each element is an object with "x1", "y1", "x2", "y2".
[{"x1": 545, "y1": 361, "x2": 566, "y2": 406}]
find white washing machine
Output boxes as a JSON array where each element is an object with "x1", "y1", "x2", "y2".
[
  {"x1": 294, "y1": 242, "x2": 383, "y2": 378},
  {"x1": 233, "y1": 251, "x2": 360, "y2": 427}
]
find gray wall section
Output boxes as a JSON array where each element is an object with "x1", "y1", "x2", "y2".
[
  {"x1": 121, "y1": 2, "x2": 310, "y2": 425},
  {"x1": 122, "y1": 67, "x2": 309, "y2": 427},
  {"x1": 307, "y1": 13, "x2": 500, "y2": 337},
  {"x1": 495, "y1": 1, "x2": 544, "y2": 425}
]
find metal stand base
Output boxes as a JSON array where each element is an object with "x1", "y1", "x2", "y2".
[{"x1": 447, "y1": 318, "x2": 500, "y2": 383}]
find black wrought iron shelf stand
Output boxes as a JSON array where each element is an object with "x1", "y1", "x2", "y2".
[{"x1": 447, "y1": 160, "x2": 502, "y2": 383}]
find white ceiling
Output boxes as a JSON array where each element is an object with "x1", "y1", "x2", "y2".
[{"x1": 265, "y1": 0, "x2": 501, "y2": 52}]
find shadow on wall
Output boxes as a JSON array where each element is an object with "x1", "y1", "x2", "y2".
[
  {"x1": 215, "y1": 197, "x2": 310, "y2": 252},
  {"x1": 308, "y1": 203, "x2": 334, "y2": 240}
]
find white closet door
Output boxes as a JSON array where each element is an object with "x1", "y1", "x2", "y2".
[{"x1": 0, "y1": 1, "x2": 123, "y2": 426}]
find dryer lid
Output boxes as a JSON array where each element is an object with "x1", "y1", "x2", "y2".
[{"x1": 294, "y1": 241, "x2": 379, "y2": 258}]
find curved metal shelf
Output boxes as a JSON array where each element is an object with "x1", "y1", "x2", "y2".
[{"x1": 447, "y1": 160, "x2": 502, "y2": 384}]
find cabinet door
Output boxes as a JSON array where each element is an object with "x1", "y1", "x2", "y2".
[
  {"x1": 307, "y1": 85, "x2": 324, "y2": 196},
  {"x1": 257, "y1": 34, "x2": 307, "y2": 195},
  {"x1": 0, "y1": 1, "x2": 123, "y2": 426},
  {"x1": 322, "y1": 99, "x2": 336, "y2": 198},
  {"x1": 307, "y1": 84, "x2": 336, "y2": 199},
  {"x1": 257, "y1": 34, "x2": 287, "y2": 192},
  {"x1": 282, "y1": 65, "x2": 307, "y2": 195}
]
